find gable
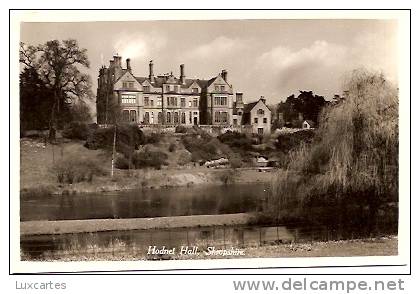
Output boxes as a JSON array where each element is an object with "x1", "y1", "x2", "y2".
[
  {"x1": 114, "y1": 71, "x2": 142, "y2": 91},
  {"x1": 141, "y1": 79, "x2": 152, "y2": 87},
  {"x1": 188, "y1": 80, "x2": 201, "y2": 90},
  {"x1": 251, "y1": 100, "x2": 271, "y2": 113},
  {"x1": 249, "y1": 100, "x2": 271, "y2": 114},
  {"x1": 207, "y1": 75, "x2": 231, "y2": 92}
]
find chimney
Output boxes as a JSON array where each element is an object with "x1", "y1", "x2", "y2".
[
  {"x1": 221, "y1": 70, "x2": 227, "y2": 82},
  {"x1": 180, "y1": 64, "x2": 185, "y2": 84},
  {"x1": 260, "y1": 96, "x2": 266, "y2": 104},
  {"x1": 113, "y1": 55, "x2": 121, "y2": 67},
  {"x1": 149, "y1": 60, "x2": 155, "y2": 83},
  {"x1": 126, "y1": 58, "x2": 131, "y2": 72}
]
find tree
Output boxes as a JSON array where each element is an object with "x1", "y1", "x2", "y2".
[
  {"x1": 20, "y1": 67, "x2": 54, "y2": 131},
  {"x1": 267, "y1": 69, "x2": 398, "y2": 233},
  {"x1": 277, "y1": 92, "x2": 327, "y2": 127},
  {"x1": 70, "y1": 101, "x2": 92, "y2": 123},
  {"x1": 19, "y1": 39, "x2": 92, "y2": 140}
]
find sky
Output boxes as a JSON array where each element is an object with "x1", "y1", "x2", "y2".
[{"x1": 20, "y1": 19, "x2": 398, "y2": 106}]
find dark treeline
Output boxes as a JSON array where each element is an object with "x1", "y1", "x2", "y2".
[{"x1": 276, "y1": 90, "x2": 328, "y2": 128}]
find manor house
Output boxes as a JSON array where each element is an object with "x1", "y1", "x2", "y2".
[{"x1": 96, "y1": 55, "x2": 271, "y2": 134}]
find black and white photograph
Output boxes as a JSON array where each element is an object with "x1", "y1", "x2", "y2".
[{"x1": 10, "y1": 10, "x2": 410, "y2": 273}]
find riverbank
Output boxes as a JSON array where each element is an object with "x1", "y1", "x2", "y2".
[
  {"x1": 20, "y1": 138, "x2": 274, "y2": 195},
  {"x1": 20, "y1": 213, "x2": 254, "y2": 235},
  {"x1": 21, "y1": 236, "x2": 398, "y2": 261}
]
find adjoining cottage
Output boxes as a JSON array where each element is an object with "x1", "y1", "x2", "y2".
[{"x1": 242, "y1": 97, "x2": 272, "y2": 136}]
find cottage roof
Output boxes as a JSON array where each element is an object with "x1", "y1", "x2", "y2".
[
  {"x1": 303, "y1": 120, "x2": 315, "y2": 127},
  {"x1": 243, "y1": 101, "x2": 259, "y2": 114}
]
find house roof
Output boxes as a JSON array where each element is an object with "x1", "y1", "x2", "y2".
[
  {"x1": 243, "y1": 101, "x2": 259, "y2": 114},
  {"x1": 134, "y1": 76, "x2": 209, "y2": 89}
]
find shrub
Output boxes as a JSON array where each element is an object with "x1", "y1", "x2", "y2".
[
  {"x1": 85, "y1": 124, "x2": 145, "y2": 153},
  {"x1": 168, "y1": 143, "x2": 176, "y2": 152},
  {"x1": 181, "y1": 134, "x2": 221, "y2": 162},
  {"x1": 175, "y1": 125, "x2": 188, "y2": 133},
  {"x1": 177, "y1": 150, "x2": 192, "y2": 166},
  {"x1": 145, "y1": 132, "x2": 163, "y2": 144},
  {"x1": 228, "y1": 155, "x2": 243, "y2": 168},
  {"x1": 132, "y1": 151, "x2": 168, "y2": 169},
  {"x1": 53, "y1": 157, "x2": 105, "y2": 184},
  {"x1": 275, "y1": 129, "x2": 315, "y2": 152},
  {"x1": 115, "y1": 156, "x2": 130, "y2": 169},
  {"x1": 218, "y1": 131, "x2": 253, "y2": 150},
  {"x1": 62, "y1": 121, "x2": 90, "y2": 140}
]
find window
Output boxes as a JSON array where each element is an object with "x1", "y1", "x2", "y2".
[
  {"x1": 254, "y1": 118, "x2": 258, "y2": 123},
  {"x1": 167, "y1": 97, "x2": 177, "y2": 107},
  {"x1": 233, "y1": 119, "x2": 237, "y2": 125},
  {"x1": 215, "y1": 85, "x2": 220, "y2": 92},
  {"x1": 143, "y1": 86, "x2": 150, "y2": 92},
  {"x1": 122, "y1": 82, "x2": 128, "y2": 88},
  {"x1": 221, "y1": 112, "x2": 228, "y2": 123},
  {"x1": 150, "y1": 100, "x2": 154, "y2": 107},
  {"x1": 130, "y1": 110, "x2": 137, "y2": 122},
  {"x1": 215, "y1": 96, "x2": 227, "y2": 106},
  {"x1": 188, "y1": 101, "x2": 192, "y2": 107},
  {"x1": 150, "y1": 112, "x2": 154, "y2": 124},
  {"x1": 165, "y1": 85, "x2": 170, "y2": 92},
  {"x1": 181, "y1": 98, "x2": 186, "y2": 107},
  {"x1": 166, "y1": 112, "x2": 171, "y2": 123},
  {"x1": 121, "y1": 94, "x2": 136, "y2": 104},
  {"x1": 215, "y1": 111, "x2": 220, "y2": 123},
  {"x1": 157, "y1": 98, "x2": 162, "y2": 106},
  {"x1": 192, "y1": 88, "x2": 198, "y2": 93},
  {"x1": 257, "y1": 109, "x2": 265, "y2": 115},
  {"x1": 174, "y1": 112, "x2": 179, "y2": 124},
  {"x1": 128, "y1": 82, "x2": 134, "y2": 89},
  {"x1": 189, "y1": 111, "x2": 192, "y2": 123},
  {"x1": 144, "y1": 112, "x2": 149, "y2": 124},
  {"x1": 158, "y1": 112, "x2": 163, "y2": 124},
  {"x1": 181, "y1": 112, "x2": 186, "y2": 124},
  {"x1": 220, "y1": 85, "x2": 225, "y2": 92},
  {"x1": 193, "y1": 98, "x2": 198, "y2": 107},
  {"x1": 258, "y1": 128, "x2": 264, "y2": 135},
  {"x1": 144, "y1": 97, "x2": 149, "y2": 106},
  {"x1": 122, "y1": 110, "x2": 129, "y2": 122},
  {"x1": 174, "y1": 85, "x2": 178, "y2": 92},
  {"x1": 215, "y1": 111, "x2": 227, "y2": 123},
  {"x1": 263, "y1": 118, "x2": 267, "y2": 123}
]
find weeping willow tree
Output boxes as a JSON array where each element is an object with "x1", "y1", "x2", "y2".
[{"x1": 265, "y1": 69, "x2": 398, "y2": 233}]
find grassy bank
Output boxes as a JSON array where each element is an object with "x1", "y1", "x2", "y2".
[
  {"x1": 20, "y1": 138, "x2": 273, "y2": 195},
  {"x1": 21, "y1": 236, "x2": 397, "y2": 261}
]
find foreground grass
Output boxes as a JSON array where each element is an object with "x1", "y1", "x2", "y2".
[{"x1": 22, "y1": 236, "x2": 397, "y2": 261}]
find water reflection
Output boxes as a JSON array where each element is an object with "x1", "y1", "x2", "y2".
[
  {"x1": 20, "y1": 183, "x2": 269, "y2": 221},
  {"x1": 20, "y1": 225, "x2": 296, "y2": 260}
]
